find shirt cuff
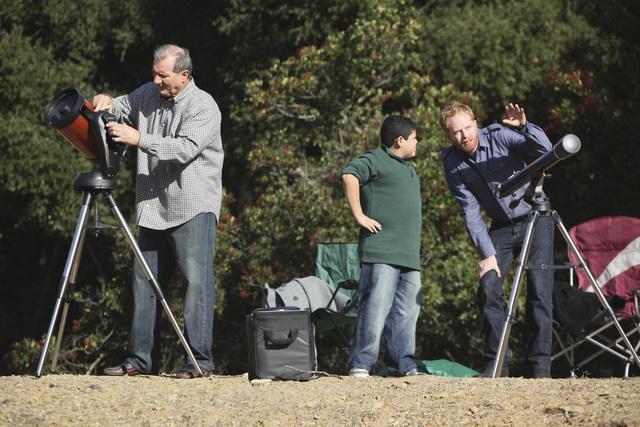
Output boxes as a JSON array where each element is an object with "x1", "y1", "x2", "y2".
[
  {"x1": 478, "y1": 241, "x2": 496, "y2": 259},
  {"x1": 342, "y1": 167, "x2": 362, "y2": 183},
  {"x1": 138, "y1": 133, "x2": 152, "y2": 151}
]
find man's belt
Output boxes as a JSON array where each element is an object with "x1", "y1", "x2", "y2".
[{"x1": 490, "y1": 213, "x2": 529, "y2": 229}]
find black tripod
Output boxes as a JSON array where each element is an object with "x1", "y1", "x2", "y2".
[
  {"x1": 491, "y1": 180, "x2": 640, "y2": 378},
  {"x1": 35, "y1": 171, "x2": 203, "y2": 378}
]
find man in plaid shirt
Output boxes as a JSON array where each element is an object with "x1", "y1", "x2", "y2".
[{"x1": 93, "y1": 44, "x2": 223, "y2": 379}]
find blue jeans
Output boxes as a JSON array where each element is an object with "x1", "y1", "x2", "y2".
[
  {"x1": 480, "y1": 214, "x2": 554, "y2": 376},
  {"x1": 126, "y1": 212, "x2": 217, "y2": 374},
  {"x1": 348, "y1": 263, "x2": 422, "y2": 375}
]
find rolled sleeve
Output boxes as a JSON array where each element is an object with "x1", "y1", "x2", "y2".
[
  {"x1": 111, "y1": 94, "x2": 132, "y2": 123},
  {"x1": 342, "y1": 152, "x2": 376, "y2": 185}
]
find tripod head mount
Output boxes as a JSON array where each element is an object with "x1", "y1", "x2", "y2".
[{"x1": 526, "y1": 174, "x2": 551, "y2": 213}]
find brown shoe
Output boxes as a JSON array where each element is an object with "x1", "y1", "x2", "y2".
[
  {"x1": 174, "y1": 368, "x2": 214, "y2": 379},
  {"x1": 103, "y1": 363, "x2": 141, "y2": 376}
]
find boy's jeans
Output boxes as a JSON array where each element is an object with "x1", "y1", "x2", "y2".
[{"x1": 348, "y1": 263, "x2": 422, "y2": 375}]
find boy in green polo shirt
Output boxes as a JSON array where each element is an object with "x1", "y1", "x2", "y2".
[{"x1": 342, "y1": 115, "x2": 423, "y2": 378}]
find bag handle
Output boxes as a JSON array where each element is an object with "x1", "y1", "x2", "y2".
[
  {"x1": 253, "y1": 306, "x2": 301, "y2": 313},
  {"x1": 264, "y1": 329, "x2": 298, "y2": 347}
]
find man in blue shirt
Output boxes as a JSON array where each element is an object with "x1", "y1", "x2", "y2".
[{"x1": 441, "y1": 102, "x2": 554, "y2": 378}]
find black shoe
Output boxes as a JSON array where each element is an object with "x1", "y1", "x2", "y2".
[
  {"x1": 175, "y1": 368, "x2": 214, "y2": 379},
  {"x1": 480, "y1": 365, "x2": 509, "y2": 378},
  {"x1": 103, "y1": 362, "x2": 141, "y2": 376}
]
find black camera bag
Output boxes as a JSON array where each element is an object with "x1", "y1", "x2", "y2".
[{"x1": 246, "y1": 307, "x2": 316, "y2": 381}]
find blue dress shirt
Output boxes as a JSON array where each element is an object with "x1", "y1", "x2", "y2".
[{"x1": 442, "y1": 122, "x2": 552, "y2": 258}]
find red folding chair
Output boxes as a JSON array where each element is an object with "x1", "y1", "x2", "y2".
[{"x1": 552, "y1": 216, "x2": 640, "y2": 377}]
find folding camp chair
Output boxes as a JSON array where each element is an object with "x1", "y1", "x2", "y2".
[
  {"x1": 552, "y1": 216, "x2": 640, "y2": 377},
  {"x1": 311, "y1": 243, "x2": 360, "y2": 369}
]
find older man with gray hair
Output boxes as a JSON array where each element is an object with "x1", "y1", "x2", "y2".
[{"x1": 94, "y1": 44, "x2": 223, "y2": 379}]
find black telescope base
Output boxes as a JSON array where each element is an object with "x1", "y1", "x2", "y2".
[
  {"x1": 35, "y1": 172, "x2": 203, "y2": 378},
  {"x1": 490, "y1": 203, "x2": 640, "y2": 378},
  {"x1": 73, "y1": 171, "x2": 117, "y2": 191}
]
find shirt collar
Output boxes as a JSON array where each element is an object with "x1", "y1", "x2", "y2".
[
  {"x1": 381, "y1": 144, "x2": 408, "y2": 162},
  {"x1": 477, "y1": 128, "x2": 490, "y2": 150},
  {"x1": 171, "y1": 78, "x2": 195, "y2": 104}
]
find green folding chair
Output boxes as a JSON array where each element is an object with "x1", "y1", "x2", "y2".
[{"x1": 312, "y1": 243, "x2": 360, "y2": 369}]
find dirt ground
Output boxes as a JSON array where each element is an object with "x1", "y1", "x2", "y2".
[{"x1": 1, "y1": 373, "x2": 639, "y2": 426}]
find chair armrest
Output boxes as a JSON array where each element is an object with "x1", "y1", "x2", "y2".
[{"x1": 337, "y1": 279, "x2": 359, "y2": 291}]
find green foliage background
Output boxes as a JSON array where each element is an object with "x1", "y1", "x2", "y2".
[{"x1": 1, "y1": 0, "x2": 638, "y2": 377}]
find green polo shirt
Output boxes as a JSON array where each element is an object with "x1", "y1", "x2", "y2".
[{"x1": 343, "y1": 146, "x2": 422, "y2": 270}]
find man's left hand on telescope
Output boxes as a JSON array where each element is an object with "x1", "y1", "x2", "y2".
[{"x1": 92, "y1": 94, "x2": 141, "y2": 147}]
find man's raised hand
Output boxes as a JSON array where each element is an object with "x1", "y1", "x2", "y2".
[{"x1": 502, "y1": 103, "x2": 527, "y2": 129}]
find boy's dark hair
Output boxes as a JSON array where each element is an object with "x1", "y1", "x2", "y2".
[{"x1": 380, "y1": 115, "x2": 417, "y2": 148}]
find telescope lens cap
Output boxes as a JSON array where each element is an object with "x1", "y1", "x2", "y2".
[{"x1": 561, "y1": 134, "x2": 581, "y2": 155}]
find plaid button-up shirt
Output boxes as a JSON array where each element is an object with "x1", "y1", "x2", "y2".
[{"x1": 112, "y1": 79, "x2": 223, "y2": 230}]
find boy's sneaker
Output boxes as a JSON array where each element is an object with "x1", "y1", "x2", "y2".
[
  {"x1": 349, "y1": 368, "x2": 369, "y2": 378},
  {"x1": 404, "y1": 368, "x2": 426, "y2": 376}
]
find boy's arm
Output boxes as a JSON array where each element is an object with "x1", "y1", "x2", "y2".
[{"x1": 343, "y1": 173, "x2": 382, "y2": 233}]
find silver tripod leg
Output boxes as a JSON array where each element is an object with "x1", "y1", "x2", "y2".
[
  {"x1": 36, "y1": 192, "x2": 93, "y2": 378},
  {"x1": 553, "y1": 211, "x2": 640, "y2": 369},
  {"x1": 104, "y1": 194, "x2": 203, "y2": 376},
  {"x1": 492, "y1": 211, "x2": 541, "y2": 378},
  {"x1": 50, "y1": 303, "x2": 71, "y2": 372}
]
